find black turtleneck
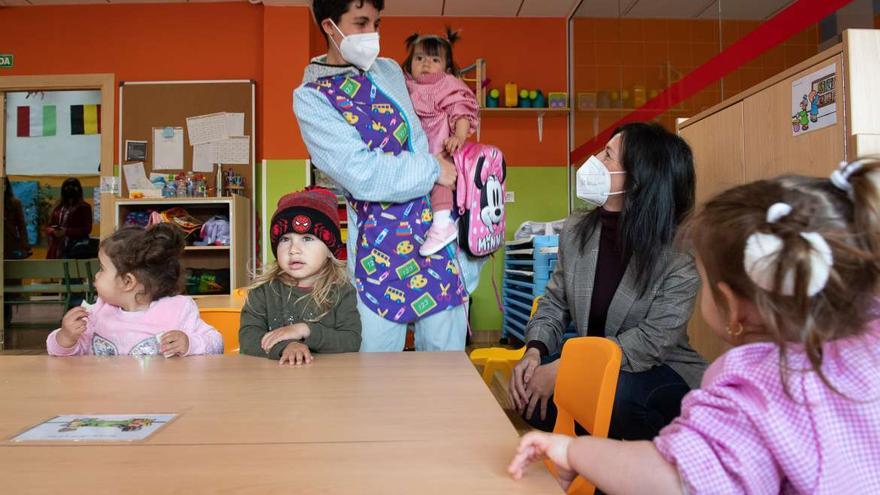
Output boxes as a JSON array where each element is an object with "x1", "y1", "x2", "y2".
[
  {"x1": 588, "y1": 208, "x2": 629, "y2": 337},
  {"x1": 527, "y1": 208, "x2": 631, "y2": 356}
]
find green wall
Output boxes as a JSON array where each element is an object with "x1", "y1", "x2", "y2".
[
  {"x1": 260, "y1": 159, "x2": 309, "y2": 263},
  {"x1": 468, "y1": 166, "x2": 570, "y2": 333}
]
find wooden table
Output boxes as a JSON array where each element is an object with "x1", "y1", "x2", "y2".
[{"x1": 0, "y1": 352, "x2": 560, "y2": 494}]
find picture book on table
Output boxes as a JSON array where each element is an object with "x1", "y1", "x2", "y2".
[{"x1": 9, "y1": 414, "x2": 177, "y2": 442}]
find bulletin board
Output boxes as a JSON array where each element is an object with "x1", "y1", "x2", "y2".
[{"x1": 118, "y1": 80, "x2": 255, "y2": 198}]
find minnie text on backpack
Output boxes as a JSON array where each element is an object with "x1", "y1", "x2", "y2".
[{"x1": 453, "y1": 142, "x2": 506, "y2": 257}]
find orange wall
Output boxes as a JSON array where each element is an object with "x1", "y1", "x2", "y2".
[
  {"x1": 262, "y1": 7, "x2": 313, "y2": 158},
  {"x1": 378, "y1": 17, "x2": 568, "y2": 167},
  {"x1": 310, "y1": 10, "x2": 329, "y2": 59},
  {"x1": 0, "y1": 4, "x2": 266, "y2": 157},
  {"x1": 0, "y1": 6, "x2": 568, "y2": 166}
]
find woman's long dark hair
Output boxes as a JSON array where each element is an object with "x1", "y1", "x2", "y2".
[
  {"x1": 576, "y1": 122, "x2": 695, "y2": 292},
  {"x1": 59, "y1": 177, "x2": 84, "y2": 207},
  {"x1": 4, "y1": 177, "x2": 15, "y2": 210}
]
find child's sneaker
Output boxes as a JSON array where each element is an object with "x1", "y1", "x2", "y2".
[{"x1": 420, "y1": 221, "x2": 458, "y2": 256}]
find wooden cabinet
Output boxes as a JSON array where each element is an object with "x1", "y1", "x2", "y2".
[
  {"x1": 112, "y1": 196, "x2": 250, "y2": 296},
  {"x1": 678, "y1": 30, "x2": 880, "y2": 362}
]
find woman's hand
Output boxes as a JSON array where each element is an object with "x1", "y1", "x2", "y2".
[
  {"x1": 435, "y1": 153, "x2": 457, "y2": 190},
  {"x1": 524, "y1": 359, "x2": 559, "y2": 421},
  {"x1": 261, "y1": 323, "x2": 310, "y2": 352},
  {"x1": 160, "y1": 330, "x2": 190, "y2": 357},
  {"x1": 509, "y1": 347, "x2": 541, "y2": 412},
  {"x1": 508, "y1": 431, "x2": 576, "y2": 490},
  {"x1": 57, "y1": 306, "x2": 88, "y2": 348},
  {"x1": 279, "y1": 342, "x2": 313, "y2": 366}
]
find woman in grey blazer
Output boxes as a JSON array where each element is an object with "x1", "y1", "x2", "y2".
[{"x1": 510, "y1": 122, "x2": 707, "y2": 440}]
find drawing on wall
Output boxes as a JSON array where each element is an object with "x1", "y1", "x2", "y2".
[{"x1": 791, "y1": 63, "x2": 836, "y2": 136}]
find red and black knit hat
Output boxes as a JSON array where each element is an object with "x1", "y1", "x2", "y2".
[{"x1": 270, "y1": 187, "x2": 345, "y2": 259}]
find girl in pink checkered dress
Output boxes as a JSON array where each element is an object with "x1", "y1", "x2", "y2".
[
  {"x1": 508, "y1": 160, "x2": 880, "y2": 494},
  {"x1": 402, "y1": 29, "x2": 479, "y2": 256}
]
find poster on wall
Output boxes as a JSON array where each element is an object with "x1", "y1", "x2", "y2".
[
  {"x1": 791, "y1": 63, "x2": 836, "y2": 136},
  {"x1": 4, "y1": 90, "x2": 101, "y2": 175}
]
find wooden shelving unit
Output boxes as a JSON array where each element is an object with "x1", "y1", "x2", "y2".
[{"x1": 111, "y1": 195, "x2": 250, "y2": 296}]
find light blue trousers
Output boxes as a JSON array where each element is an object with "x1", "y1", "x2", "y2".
[{"x1": 357, "y1": 298, "x2": 468, "y2": 352}]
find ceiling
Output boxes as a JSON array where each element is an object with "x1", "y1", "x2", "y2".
[
  {"x1": 573, "y1": 0, "x2": 797, "y2": 20},
  {"x1": 0, "y1": 0, "x2": 802, "y2": 19}
]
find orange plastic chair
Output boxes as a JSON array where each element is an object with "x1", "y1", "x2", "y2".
[
  {"x1": 200, "y1": 307, "x2": 241, "y2": 354},
  {"x1": 469, "y1": 296, "x2": 542, "y2": 384},
  {"x1": 198, "y1": 288, "x2": 248, "y2": 354},
  {"x1": 549, "y1": 337, "x2": 622, "y2": 495}
]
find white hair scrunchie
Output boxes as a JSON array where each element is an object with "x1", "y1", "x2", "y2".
[
  {"x1": 743, "y1": 202, "x2": 833, "y2": 297},
  {"x1": 830, "y1": 160, "x2": 866, "y2": 197}
]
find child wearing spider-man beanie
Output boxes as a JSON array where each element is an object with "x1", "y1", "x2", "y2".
[{"x1": 269, "y1": 187, "x2": 345, "y2": 259}]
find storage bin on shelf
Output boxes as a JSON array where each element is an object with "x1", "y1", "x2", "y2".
[{"x1": 501, "y1": 235, "x2": 558, "y2": 343}]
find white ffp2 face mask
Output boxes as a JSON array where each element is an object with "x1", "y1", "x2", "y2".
[
  {"x1": 330, "y1": 20, "x2": 380, "y2": 71},
  {"x1": 575, "y1": 155, "x2": 626, "y2": 207}
]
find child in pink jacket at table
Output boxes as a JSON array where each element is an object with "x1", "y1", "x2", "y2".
[
  {"x1": 403, "y1": 28, "x2": 479, "y2": 256},
  {"x1": 47, "y1": 223, "x2": 223, "y2": 357},
  {"x1": 508, "y1": 160, "x2": 880, "y2": 494}
]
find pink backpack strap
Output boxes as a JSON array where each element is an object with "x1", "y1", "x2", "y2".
[{"x1": 453, "y1": 142, "x2": 474, "y2": 212}]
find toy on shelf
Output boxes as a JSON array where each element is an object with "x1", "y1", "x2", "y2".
[
  {"x1": 610, "y1": 91, "x2": 620, "y2": 108},
  {"x1": 504, "y1": 82, "x2": 518, "y2": 108},
  {"x1": 619, "y1": 89, "x2": 631, "y2": 108},
  {"x1": 633, "y1": 85, "x2": 647, "y2": 107},
  {"x1": 577, "y1": 92, "x2": 597, "y2": 111},
  {"x1": 518, "y1": 89, "x2": 531, "y2": 108},
  {"x1": 486, "y1": 88, "x2": 500, "y2": 108},
  {"x1": 532, "y1": 90, "x2": 546, "y2": 108},
  {"x1": 548, "y1": 92, "x2": 568, "y2": 109}
]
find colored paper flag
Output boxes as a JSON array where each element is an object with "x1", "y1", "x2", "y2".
[
  {"x1": 16, "y1": 105, "x2": 57, "y2": 137},
  {"x1": 71, "y1": 104, "x2": 101, "y2": 135}
]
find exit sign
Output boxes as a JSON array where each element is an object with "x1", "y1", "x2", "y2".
[{"x1": 0, "y1": 55, "x2": 13, "y2": 68}]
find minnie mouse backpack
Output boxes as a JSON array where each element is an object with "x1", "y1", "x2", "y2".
[{"x1": 453, "y1": 142, "x2": 507, "y2": 257}]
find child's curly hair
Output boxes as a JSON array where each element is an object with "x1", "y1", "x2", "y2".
[
  {"x1": 402, "y1": 27, "x2": 461, "y2": 75},
  {"x1": 100, "y1": 223, "x2": 185, "y2": 303}
]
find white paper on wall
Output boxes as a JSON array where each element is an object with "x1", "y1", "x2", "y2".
[
  {"x1": 217, "y1": 136, "x2": 250, "y2": 164},
  {"x1": 123, "y1": 162, "x2": 152, "y2": 191},
  {"x1": 186, "y1": 112, "x2": 229, "y2": 145},
  {"x1": 193, "y1": 142, "x2": 218, "y2": 172},
  {"x1": 152, "y1": 127, "x2": 184, "y2": 170},
  {"x1": 4, "y1": 90, "x2": 101, "y2": 175},
  {"x1": 225, "y1": 113, "x2": 245, "y2": 137}
]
